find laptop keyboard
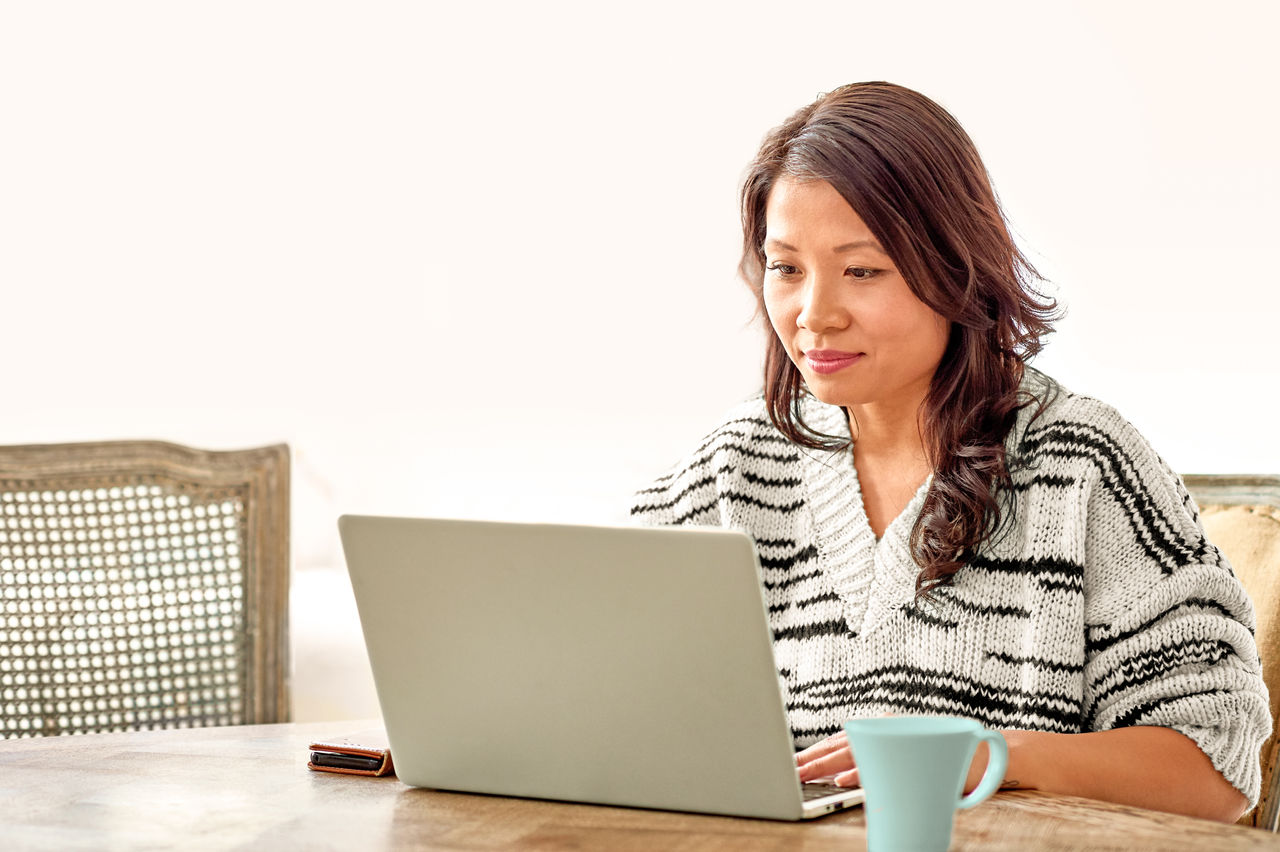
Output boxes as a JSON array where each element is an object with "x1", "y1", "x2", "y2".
[{"x1": 802, "y1": 781, "x2": 853, "y2": 800}]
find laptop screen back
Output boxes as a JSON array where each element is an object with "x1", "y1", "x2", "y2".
[{"x1": 339, "y1": 515, "x2": 809, "y2": 819}]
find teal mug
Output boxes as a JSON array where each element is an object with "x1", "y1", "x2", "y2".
[{"x1": 844, "y1": 716, "x2": 1008, "y2": 852}]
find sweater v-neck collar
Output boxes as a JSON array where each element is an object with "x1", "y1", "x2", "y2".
[{"x1": 795, "y1": 398, "x2": 931, "y2": 634}]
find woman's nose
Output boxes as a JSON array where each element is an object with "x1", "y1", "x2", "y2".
[{"x1": 796, "y1": 274, "x2": 850, "y2": 333}]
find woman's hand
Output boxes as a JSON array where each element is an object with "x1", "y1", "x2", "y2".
[
  {"x1": 795, "y1": 732, "x2": 860, "y2": 788},
  {"x1": 798, "y1": 724, "x2": 1248, "y2": 822},
  {"x1": 797, "y1": 724, "x2": 1009, "y2": 793}
]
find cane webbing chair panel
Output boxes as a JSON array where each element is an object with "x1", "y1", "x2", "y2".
[
  {"x1": 0, "y1": 442, "x2": 290, "y2": 738},
  {"x1": 1185, "y1": 474, "x2": 1280, "y2": 832}
]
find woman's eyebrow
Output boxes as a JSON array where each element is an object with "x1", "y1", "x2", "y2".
[{"x1": 764, "y1": 237, "x2": 888, "y2": 255}]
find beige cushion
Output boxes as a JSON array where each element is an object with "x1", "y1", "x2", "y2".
[{"x1": 1202, "y1": 503, "x2": 1280, "y2": 828}]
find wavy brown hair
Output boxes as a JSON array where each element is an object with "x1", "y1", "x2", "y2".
[{"x1": 739, "y1": 82, "x2": 1059, "y2": 599}]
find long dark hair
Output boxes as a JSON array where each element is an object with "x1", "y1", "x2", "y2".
[{"x1": 739, "y1": 82, "x2": 1059, "y2": 598}]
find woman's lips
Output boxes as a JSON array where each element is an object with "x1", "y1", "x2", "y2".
[{"x1": 804, "y1": 349, "x2": 864, "y2": 374}]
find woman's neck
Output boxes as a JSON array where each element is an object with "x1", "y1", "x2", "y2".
[
  {"x1": 845, "y1": 394, "x2": 930, "y2": 462},
  {"x1": 847, "y1": 395, "x2": 934, "y2": 539}
]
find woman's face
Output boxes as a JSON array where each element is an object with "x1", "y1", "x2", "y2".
[{"x1": 762, "y1": 176, "x2": 950, "y2": 413}]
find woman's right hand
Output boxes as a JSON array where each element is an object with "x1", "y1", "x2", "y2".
[{"x1": 795, "y1": 731, "x2": 859, "y2": 788}]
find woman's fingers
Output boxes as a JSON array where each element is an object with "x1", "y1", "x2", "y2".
[
  {"x1": 795, "y1": 731, "x2": 848, "y2": 765},
  {"x1": 796, "y1": 732, "x2": 855, "y2": 782},
  {"x1": 834, "y1": 768, "x2": 859, "y2": 788},
  {"x1": 795, "y1": 716, "x2": 891, "y2": 786},
  {"x1": 797, "y1": 748, "x2": 855, "y2": 781}
]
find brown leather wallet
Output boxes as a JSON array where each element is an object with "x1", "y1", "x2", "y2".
[{"x1": 307, "y1": 733, "x2": 395, "y2": 777}]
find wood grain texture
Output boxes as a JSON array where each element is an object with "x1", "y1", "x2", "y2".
[
  {"x1": 0, "y1": 721, "x2": 1276, "y2": 851},
  {"x1": 1184, "y1": 474, "x2": 1280, "y2": 509}
]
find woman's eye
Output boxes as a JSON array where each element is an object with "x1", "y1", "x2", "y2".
[
  {"x1": 766, "y1": 263, "x2": 799, "y2": 276},
  {"x1": 847, "y1": 267, "x2": 878, "y2": 281}
]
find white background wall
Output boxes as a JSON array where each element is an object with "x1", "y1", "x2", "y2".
[{"x1": 2, "y1": 1, "x2": 1276, "y2": 721}]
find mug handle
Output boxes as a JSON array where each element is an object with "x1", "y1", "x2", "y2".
[{"x1": 957, "y1": 729, "x2": 1008, "y2": 809}]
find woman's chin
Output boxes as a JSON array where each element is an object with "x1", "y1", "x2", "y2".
[{"x1": 801, "y1": 377, "x2": 869, "y2": 409}]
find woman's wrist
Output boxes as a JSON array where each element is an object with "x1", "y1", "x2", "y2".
[
  {"x1": 999, "y1": 729, "x2": 1050, "y2": 791},
  {"x1": 966, "y1": 729, "x2": 1053, "y2": 793}
]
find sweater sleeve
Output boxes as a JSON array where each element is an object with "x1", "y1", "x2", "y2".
[
  {"x1": 628, "y1": 418, "x2": 733, "y2": 529},
  {"x1": 629, "y1": 399, "x2": 793, "y2": 529},
  {"x1": 629, "y1": 447, "x2": 724, "y2": 529},
  {"x1": 1076, "y1": 404, "x2": 1270, "y2": 806}
]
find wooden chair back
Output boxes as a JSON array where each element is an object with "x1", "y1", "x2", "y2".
[{"x1": 0, "y1": 441, "x2": 290, "y2": 736}]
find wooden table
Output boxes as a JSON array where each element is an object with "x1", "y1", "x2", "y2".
[{"x1": 1, "y1": 721, "x2": 1278, "y2": 851}]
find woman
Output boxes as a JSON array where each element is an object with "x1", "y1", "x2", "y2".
[{"x1": 630, "y1": 82, "x2": 1268, "y2": 822}]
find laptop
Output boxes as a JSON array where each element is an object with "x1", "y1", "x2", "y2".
[{"x1": 338, "y1": 515, "x2": 864, "y2": 820}]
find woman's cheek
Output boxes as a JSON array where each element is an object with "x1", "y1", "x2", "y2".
[{"x1": 763, "y1": 293, "x2": 795, "y2": 344}]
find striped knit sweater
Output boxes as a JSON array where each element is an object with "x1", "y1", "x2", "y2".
[{"x1": 630, "y1": 370, "x2": 1270, "y2": 805}]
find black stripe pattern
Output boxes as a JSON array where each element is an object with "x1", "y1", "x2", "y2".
[{"x1": 630, "y1": 377, "x2": 1269, "y2": 806}]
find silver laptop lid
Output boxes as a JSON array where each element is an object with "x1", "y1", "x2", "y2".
[{"x1": 338, "y1": 515, "x2": 819, "y2": 820}]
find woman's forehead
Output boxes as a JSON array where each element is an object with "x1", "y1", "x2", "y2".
[{"x1": 763, "y1": 178, "x2": 886, "y2": 254}]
